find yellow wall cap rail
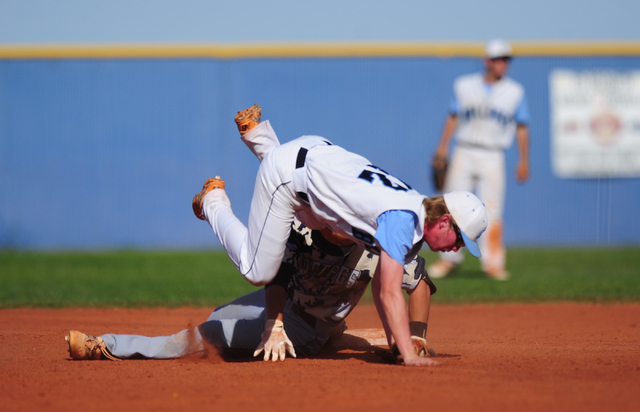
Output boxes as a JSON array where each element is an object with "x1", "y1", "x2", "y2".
[{"x1": 1, "y1": 42, "x2": 639, "y2": 59}]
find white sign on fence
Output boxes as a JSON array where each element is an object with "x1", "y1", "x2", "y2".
[{"x1": 550, "y1": 69, "x2": 640, "y2": 178}]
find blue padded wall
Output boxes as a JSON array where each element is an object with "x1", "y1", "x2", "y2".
[{"x1": 1, "y1": 55, "x2": 638, "y2": 249}]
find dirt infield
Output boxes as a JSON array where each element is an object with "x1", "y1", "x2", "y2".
[{"x1": 1, "y1": 303, "x2": 638, "y2": 412}]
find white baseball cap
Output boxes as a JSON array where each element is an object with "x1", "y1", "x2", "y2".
[
  {"x1": 443, "y1": 191, "x2": 488, "y2": 258},
  {"x1": 485, "y1": 39, "x2": 512, "y2": 59}
]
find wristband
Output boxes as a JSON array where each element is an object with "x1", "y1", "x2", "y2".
[
  {"x1": 265, "y1": 319, "x2": 284, "y2": 331},
  {"x1": 409, "y1": 321, "x2": 427, "y2": 339}
]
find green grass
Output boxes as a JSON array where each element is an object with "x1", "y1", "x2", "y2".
[
  {"x1": 422, "y1": 248, "x2": 640, "y2": 304},
  {"x1": 1, "y1": 248, "x2": 639, "y2": 308},
  {"x1": 0, "y1": 251, "x2": 256, "y2": 308}
]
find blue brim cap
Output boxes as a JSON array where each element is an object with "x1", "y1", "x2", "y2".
[
  {"x1": 461, "y1": 230, "x2": 482, "y2": 258},
  {"x1": 443, "y1": 191, "x2": 488, "y2": 259}
]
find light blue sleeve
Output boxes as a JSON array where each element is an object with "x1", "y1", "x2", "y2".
[
  {"x1": 375, "y1": 210, "x2": 418, "y2": 266},
  {"x1": 515, "y1": 92, "x2": 530, "y2": 125}
]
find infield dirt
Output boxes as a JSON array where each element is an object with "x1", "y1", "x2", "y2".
[{"x1": 1, "y1": 303, "x2": 638, "y2": 411}]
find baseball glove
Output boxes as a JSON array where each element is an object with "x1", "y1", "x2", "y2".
[
  {"x1": 379, "y1": 337, "x2": 435, "y2": 364},
  {"x1": 431, "y1": 155, "x2": 448, "y2": 192}
]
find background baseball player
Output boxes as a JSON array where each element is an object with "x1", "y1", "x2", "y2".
[
  {"x1": 429, "y1": 39, "x2": 530, "y2": 281},
  {"x1": 66, "y1": 107, "x2": 438, "y2": 364},
  {"x1": 193, "y1": 105, "x2": 488, "y2": 366}
]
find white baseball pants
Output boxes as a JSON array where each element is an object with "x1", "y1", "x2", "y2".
[
  {"x1": 203, "y1": 122, "x2": 323, "y2": 286},
  {"x1": 441, "y1": 145, "x2": 506, "y2": 273}
]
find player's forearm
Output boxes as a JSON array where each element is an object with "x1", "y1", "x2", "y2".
[
  {"x1": 516, "y1": 124, "x2": 530, "y2": 165},
  {"x1": 256, "y1": 284, "x2": 297, "y2": 361},
  {"x1": 380, "y1": 288, "x2": 414, "y2": 357},
  {"x1": 515, "y1": 124, "x2": 530, "y2": 182},
  {"x1": 265, "y1": 284, "x2": 286, "y2": 321},
  {"x1": 377, "y1": 252, "x2": 415, "y2": 359}
]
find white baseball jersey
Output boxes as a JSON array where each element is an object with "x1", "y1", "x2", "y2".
[
  {"x1": 205, "y1": 122, "x2": 427, "y2": 286},
  {"x1": 453, "y1": 73, "x2": 525, "y2": 150},
  {"x1": 292, "y1": 142, "x2": 427, "y2": 261}
]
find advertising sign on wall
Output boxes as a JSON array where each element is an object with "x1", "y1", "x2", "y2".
[{"x1": 550, "y1": 70, "x2": 640, "y2": 178}]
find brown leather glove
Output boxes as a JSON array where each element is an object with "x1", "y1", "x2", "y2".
[{"x1": 432, "y1": 155, "x2": 448, "y2": 192}]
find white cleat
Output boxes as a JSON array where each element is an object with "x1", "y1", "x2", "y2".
[
  {"x1": 485, "y1": 269, "x2": 510, "y2": 281},
  {"x1": 427, "y1": 260, "x2": 458, "y2": 279}
]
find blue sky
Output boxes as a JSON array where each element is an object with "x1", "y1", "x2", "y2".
[{"x1": 1, "y1": 0, "x2": 638, "y2": 43}]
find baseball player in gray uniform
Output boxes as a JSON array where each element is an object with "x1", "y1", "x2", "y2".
[
  {"x1": 65, "y1": 111, "x2": 438, "y2": 363},
  {"x1": 191, "y1": 105, "x2": 488, "y2": 366},
  {"x1": 66, "y1": 220, "x2": 437, "y2": 362},
  {"x1": 429, "y1": 39, "x2": 530, "y2": 281}
]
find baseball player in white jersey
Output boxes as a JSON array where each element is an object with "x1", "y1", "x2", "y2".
[
  {"x1": 191, "y1": 105, "x2": 488, "y2": 366},
  {"x1": 428, "y1": 39, "x2": 530, "y2": 281},
  {"x1": 65, "y1": 109, "x2": 438, "y2": 364}
]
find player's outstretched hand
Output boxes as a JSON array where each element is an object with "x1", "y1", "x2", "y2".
[
  {"x1": 253, "y1": 319, "x2": 297, "y2": 362},
  {"x1": 389, "y1": 337, "x2": 440, "y2": 366}
]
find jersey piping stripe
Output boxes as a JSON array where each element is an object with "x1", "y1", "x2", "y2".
[{"x1": 240, "y1": 181, "x2": 292, "y2": 283}]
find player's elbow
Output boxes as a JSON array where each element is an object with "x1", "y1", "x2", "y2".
[{"x1": 240, "y1": 268, "x2": 272, "y2": 286}]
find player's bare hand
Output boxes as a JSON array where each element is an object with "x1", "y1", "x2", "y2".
[
  {"x1": 516, "y1": 162, "x2": 529, "y2": 183},
  {"x1": 390, "y1": 337, "x2": 440, "y2": 366},
  {"x1": 253, "y1": 319, "x2": 297, "y2": 362},
  {"x1": 403, "y1": 355, "x2": 440, "y2": 367}
]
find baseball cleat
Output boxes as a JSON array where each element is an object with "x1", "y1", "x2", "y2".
[
  {"x1": 65, "y1": 330, "x2": 120, "y2": 361},
  {"x1": 235, "y1": 104, "x2": 261, "y2": 135},
  {"x1": 426, "y1": 260, "x2": 458, "y2": 279},
  {"x1": 192, "y1": 176, "x2": 226, "y2": 220},
  {"x1": 485, "y1": 269, "x2": 510, "y2": 281}
]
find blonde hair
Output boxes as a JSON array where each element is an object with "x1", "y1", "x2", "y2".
[{"x1": 422, "y1": 196, "x2": 453, "y2": 225}]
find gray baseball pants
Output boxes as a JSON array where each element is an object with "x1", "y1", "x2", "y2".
[{"x1": 100, "y1": 289, "x2": 335, "y2": 359}]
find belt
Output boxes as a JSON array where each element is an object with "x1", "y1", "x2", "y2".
[
  {"x1": 457, "y1": 142, "x2": 503, "y2": 151},
  {"x1": 290, "y1": 303, "x2": 338, "y2": 330},
  {"x1": 291, "y1": 302, "x2": 317, "y2": 328},
  {"x1": 295, "y1": 148, "x2": 310, "y2": 203},
  {"x1": 294, "y1": 141, "x2": 331, "y2": 203}
]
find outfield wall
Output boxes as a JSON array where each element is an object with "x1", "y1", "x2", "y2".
[{"x1": 1, "y1": 43, "x2": 639, "y2": 249}]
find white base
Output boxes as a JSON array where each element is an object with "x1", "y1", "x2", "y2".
[{"x1": 329, "y1": 328, "x2": 388, "y2": 348}]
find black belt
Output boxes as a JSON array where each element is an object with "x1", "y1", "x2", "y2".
[
  {"x1": 295, "y1": 148, "x2": 309, "y2": 202},
  {"x1": 295, "y1": 140, "x2": 332, "y2": 203},
  {"x1": 291, "y1": 302, "x2": 318, "y2": 328},
  {"x1": 290, "y1": 303, "x2": 338, "y2": 329}
]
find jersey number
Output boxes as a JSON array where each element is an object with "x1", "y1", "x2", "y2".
[{"x1": 357, "y1": 165, "x2": 411, "y2": 192}]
